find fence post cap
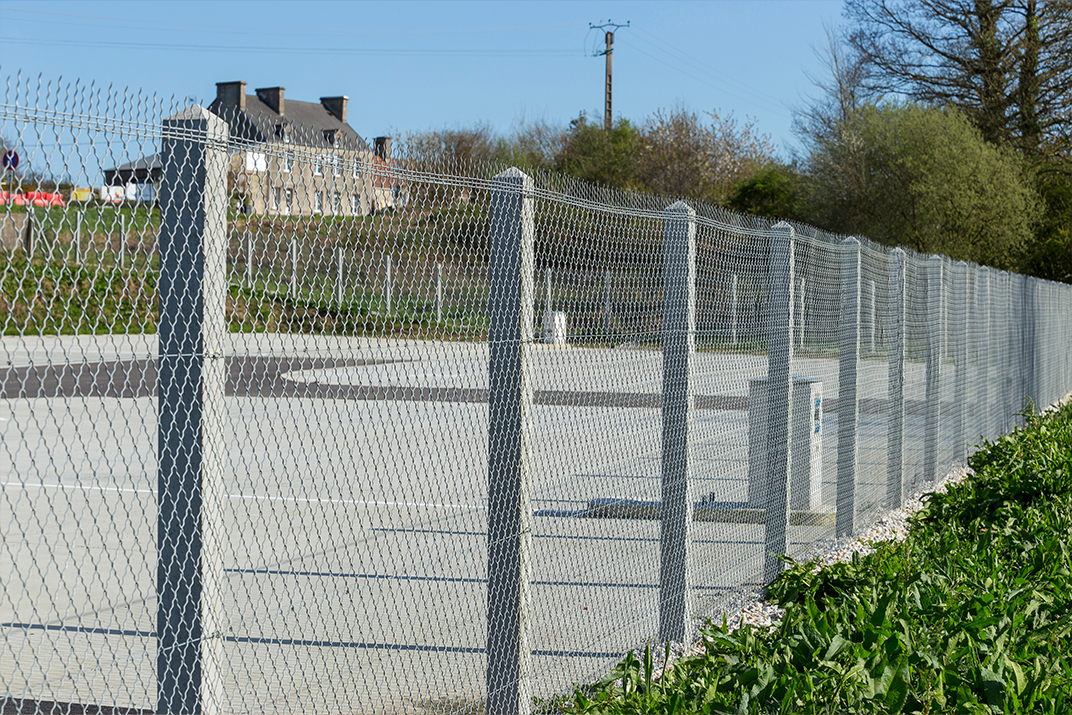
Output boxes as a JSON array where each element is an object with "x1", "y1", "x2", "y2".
[
  {"x1": 492, "y1": 166, "x2": 532, "y2": 184},
  {"x1": 665, "y1": 200, "x2": 694, "y2": 216}
]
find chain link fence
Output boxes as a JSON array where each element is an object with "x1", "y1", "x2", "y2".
[{"x1": 3, "y1": 73, "x2": 1072, "y2": 714}]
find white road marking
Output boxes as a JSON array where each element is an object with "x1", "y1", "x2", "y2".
[{"x1": 0, "y1": 482, "x2": 484, "y2": 510}]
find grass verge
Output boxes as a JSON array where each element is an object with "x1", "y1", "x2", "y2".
[{"x1": 552, "y1": 401, "x2": 1072, "y2": 714}]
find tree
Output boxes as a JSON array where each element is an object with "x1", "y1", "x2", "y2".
[
  {"x1": 806, "y1": 102, "x2": 1040, "y2": 268},
  {"x1": 494, "y1": 117, "x2": 566, "y2": 173},
  {"x1": 844, "y1": 0, "x2": 1072, "y2": 153},
  {"x1": 554, "y1": 113, "x2": 642, "y2": 190},
  {"x1": 793, "y1": 23, "x2": 872, "y2": 152},
  {"x1": 632, "y1": 108, "x2": 777, "y2": 204},
  {"x1": 398, "y1": 124, "x2": 500, "y2": 169},
  {"x1": 727, "y1": 164, "x2": 810, "y2": 222}
]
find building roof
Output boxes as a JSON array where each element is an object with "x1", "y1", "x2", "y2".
[
  {"x1": 104, "y1": 153, "x2": 161, "y2": 184},
  {"x1": 209, "y1": 94, "x2": 370, "y2": 152}
]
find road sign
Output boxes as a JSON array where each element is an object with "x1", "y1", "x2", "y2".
[{"x1": 2, "y1": 150, "x2": 18, "y2": 170}]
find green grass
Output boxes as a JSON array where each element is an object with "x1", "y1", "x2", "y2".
[{"x1": 553, "y1": 402, "x2": 1072, "y2": 714}]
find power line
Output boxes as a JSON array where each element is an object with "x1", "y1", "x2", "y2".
[
  {"x1": 0, "y1": 7, "x2": 586, "y2": 39},
  {"x1": 0, "y1": 36, "x2": 581, "y2": 58},
  {"x1": 623, "y1": 27, "x2": 790, "y2": 117},
  {"x1": 616, "y1": 37, "x2": 791, "y2": 120}
]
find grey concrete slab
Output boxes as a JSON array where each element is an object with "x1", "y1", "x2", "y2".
[{"x1": 1, "y1": 335, "x2": 952, "y2": 712}]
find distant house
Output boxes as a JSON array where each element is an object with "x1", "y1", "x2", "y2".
[
  {"x1": 103, "y1": 81, "x2": 403, "y2": 216},
  {"x1": 209, "y1": 81, "x2": 401, "y2": 217}
]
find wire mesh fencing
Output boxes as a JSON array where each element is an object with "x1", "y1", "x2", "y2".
[{"x1": 3, "y1": 72, "x2": 1072, "y2": 715}]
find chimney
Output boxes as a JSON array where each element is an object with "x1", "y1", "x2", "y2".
[
  {"x1": 374, "y1": 136, "x2": 391, "y2": 161},
  {"x1": 215, "y1": 81, "x2": 246, "y2": 110},
  {"x1": 256, "y1": 86, "x2": 285, "y2": 116},
  {"x1": 321, "y1": 96, "x2": 348, "y2": 124}
]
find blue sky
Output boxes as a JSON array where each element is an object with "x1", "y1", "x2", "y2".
[{"x1": 0, "y1": 0, "x2": 847, "y2": 160}]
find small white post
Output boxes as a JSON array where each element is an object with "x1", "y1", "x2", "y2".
[
  {"x1": 660, "y1": 201, "x2": 696, "y2": 640},
  {"x1": 924, "y1": 256, "x2": 944, "y2": 483},
  {"x1": 386, "y1": 254, "x2": 393, "y2": 316},
  {"x1": 246, "y1": 231, "x2": 254, "y2": 287},
  {"x1": 336, "y1": 245, "x2": 345, "y2": 306},
  {"x1": 545, "y1": 268, "x2": 552, "y2": 313},
  {"x1": 886, "y1": 249, "x2": 906, "y2": 507},
  {"x1": 74, "y1": 210, "x2": 83, "y2": 265},
  {"x1": 119, "y1": 213, "x2": 127, "y2": 270},
  {"x1": 837, "y1": 237, "x2": 861, "y2": 537},
  {"x1": 289, "y1": 239, "x2": 298, "y2": 299},
  {"x1": 436, "y1": 261, "x2": 444, "y2": 324}
]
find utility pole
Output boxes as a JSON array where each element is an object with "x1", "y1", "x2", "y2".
[{"x1": 590, "y1": 21, "x2": 629, "y2": 131}]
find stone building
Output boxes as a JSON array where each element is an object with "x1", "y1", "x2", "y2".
[{"x1": 210, "y1": 81, "x2": 400, "y2": 217}]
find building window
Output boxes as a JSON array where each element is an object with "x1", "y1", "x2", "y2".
[
  {"x1": 314, "y1": 190, "x2": 323, "y2": 214},
  {"x1": 284, "y1": 188, "x2": 293, "y2": 215},
  {"x1": 314, "y1": 155, "x2": 323, "y2": 175},
  {"x1": 332, "y1": 154, "x2": 341, "y2": 177},
  {"x1": 352, "y1": 159, "x2": 360, "y2": 180},
  {"x1": 272, "y1": 187, "x2": 280, "y2": 212},
  {"x1": 333, "y1": 191, "x2": 341, "y2": 213},
  {"x1": 351, "y1": 193, "x2": 359, "y2": 215},
  {"x1": 283, "y1": 151, "x2": 293, "y2": 173},
  {"x1": 246, "y1": 152, "x2": 267, "y2": 172}
]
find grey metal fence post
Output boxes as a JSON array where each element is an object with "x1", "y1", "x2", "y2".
[
  {"x1": 999, "y1": 272, "x2": 1010, "y2": 433},
  {"x1": 1023, "y1": 275, "x2": 1037, "y2": 412},
  {"x1": 924, "y1": 255, "x2": 944, "y2": 483},
  {"x1": 973, "y1": 267, "x2": 986, "y2": 443},
  {"x1": 436, "y1": 261, "x2": 444, "y2": 324},
  {"x1": 764, "y1": 222, "x2": 794, "y2": 580},
  {"x1": 158, "y1": 105, "x2": 228, "y2": 715},
  {"x1": 487, "y1": 167, "x2": 535, "y2": 715},
  {"x1": 660, "y1": 201, "x2": 696, "y2": 640},
  {"x1": 886, "y1": 248, "x2": 906, "y2": 508},
  {"x1": 837, "y1": 237, "x2": 860, "y2": 537},
  {"x1": 986, "y1": 270, "x2": 998, "y2": 438},
  {"x1": 953, "y1": 262, "x2": 968, "y2": 461}
]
